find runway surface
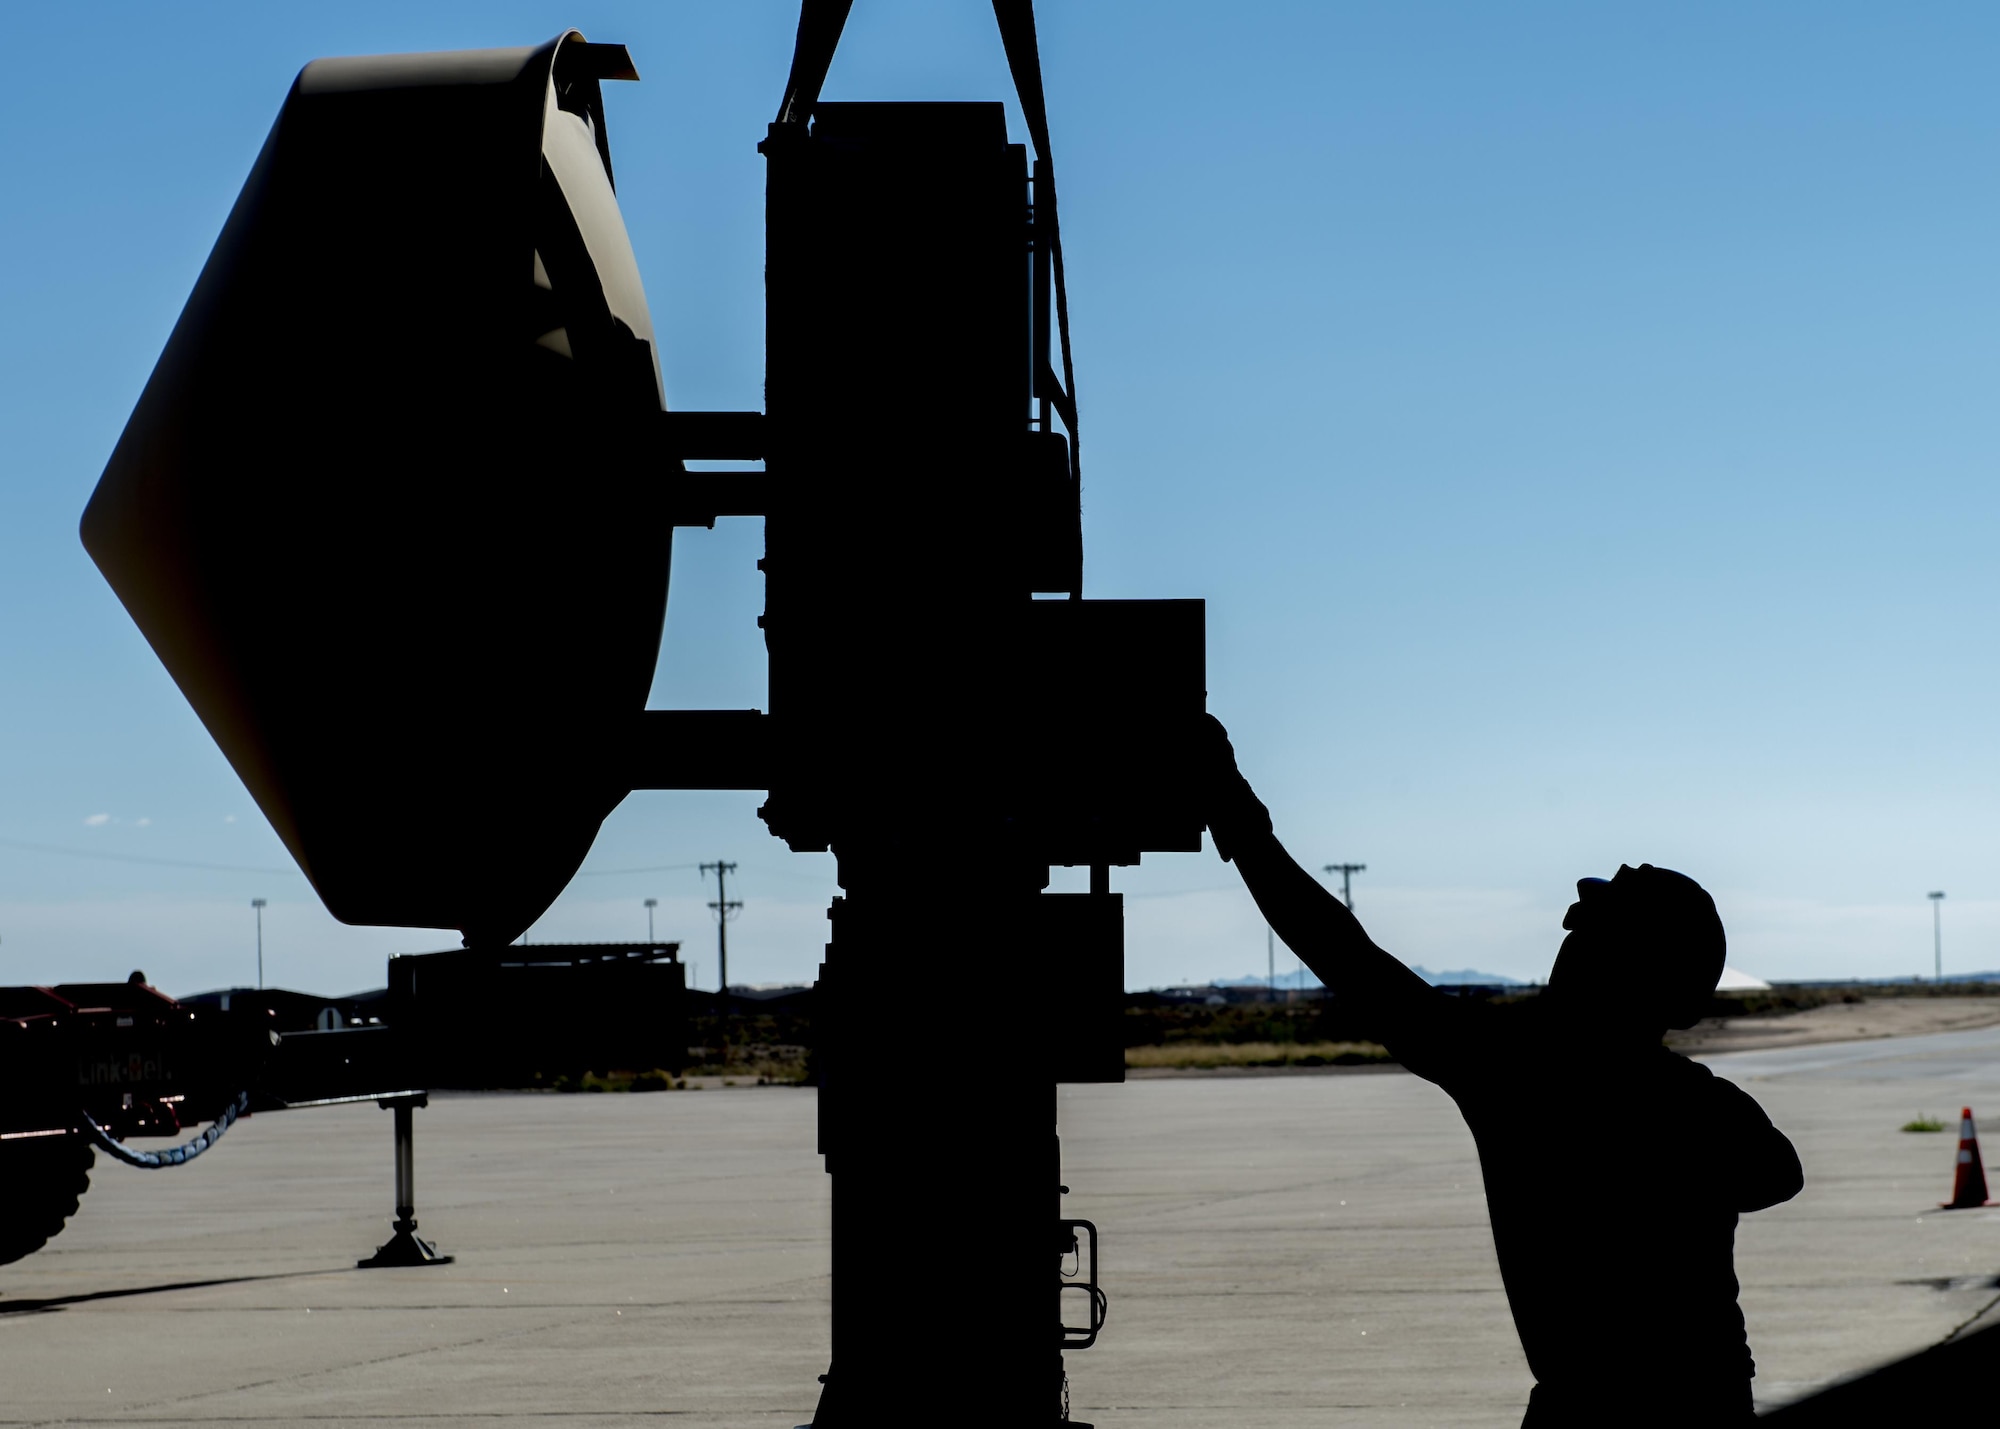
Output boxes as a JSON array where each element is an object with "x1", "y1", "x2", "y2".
[
  {"x1": 1, "y1": 1027, "x2": 1996, "y2": 1425},
  {"x1": 1703, "y1": 1021, "x2": 2000, "y2": 1083}
]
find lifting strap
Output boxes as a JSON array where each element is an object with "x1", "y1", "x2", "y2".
[
  {"x1": 772, "y1": 0, "x2": 1082, "y2": 489},
  {"x1": 774, "y1": 0, "x2": 855, "y2": 128},
  {"x1": 990, "y1": 1, "x2": 1081, "y2": 486}
]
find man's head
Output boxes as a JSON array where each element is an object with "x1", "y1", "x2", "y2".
[{"x1": 1548, "y1": 864, "x2": 1725, "y2": 1031}]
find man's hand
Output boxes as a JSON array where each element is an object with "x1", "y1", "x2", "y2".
[
  {"x1": 1192, "y1": 716, "x2": 1444, "y2": 1059},
  {"x1": 1191, "y1": 714, "x2": 1273, "y2": 862}
]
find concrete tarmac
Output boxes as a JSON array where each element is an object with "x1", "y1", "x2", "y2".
[{"x1": 4, "y1": 1028, "x2": 1999, "y2": 1426}]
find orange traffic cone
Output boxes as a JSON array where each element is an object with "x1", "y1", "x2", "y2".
[{"x1": 1941, "y1": 1107, "x2": 1992, "y2": 1210}]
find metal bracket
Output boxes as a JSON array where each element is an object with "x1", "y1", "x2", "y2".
[
  {"x1": 664, "y1": 472, "x2": 774, "y2": 528},
  {"x1": 660, "y1": 410, "x2": 766, "y2": 459},
  {"x1": 658, "y1": 411, "x2": 773, "y2": 527},
  {"x1": 626, "y1": 709, "x2": 772, "y2": 790},
  {"x1": 1059, "y1": 1217, "x2": 1106, "y2": 1350}
]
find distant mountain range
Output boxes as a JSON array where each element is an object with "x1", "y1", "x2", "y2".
[
  {"x1": 1412, "y1": 966, "x2": 1528, "y2": 986},
  {"x1": 1212, "y1": 966, "x2": 1526, "y2": 990}
]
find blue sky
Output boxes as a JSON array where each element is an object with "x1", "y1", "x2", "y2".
[{"x1": 5, "y1": 3, "x2": 1999, "y2": 995}]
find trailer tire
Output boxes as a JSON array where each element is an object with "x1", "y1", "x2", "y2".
[{"x1": 0, "y1": 1132, "x2": 93, "y2": 1265}]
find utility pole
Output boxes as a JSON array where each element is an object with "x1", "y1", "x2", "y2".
[
  {"x1": 1323, "y1": 863, "x2": 1366, "y2": 912},
  {"x1": 1267, "y1": 926, "x2": 1275, "y2": 999},
  {"x1": 700, "y1": 861, "x2": 742, "y2": 1011},
  {"x1": 644, "y1": 897, "x2": 658, "y2": 942},
  {"x1": 251, "y1": 898, "x2": 267, "y2": 989},
  {"x1": 1930, "y1": 890, "x2": 1946, "y2": 982}
]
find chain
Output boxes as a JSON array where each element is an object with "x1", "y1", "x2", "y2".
[{"x1": 83, "y1": 1091, "x2": 250, "y2": 1168}]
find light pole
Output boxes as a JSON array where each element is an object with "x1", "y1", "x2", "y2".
[
  {"x1": 1323, "y1": 863, "x2": 1366, "y2": 912},
  {"x1": 644, "y1": 897, "x2": 658, "y2": 942},
  {"x1": 1929, "y1": 891, "x2": 1946, "y2": 982},
  {"x1": 251, "y1": 898, "x2": 267, "y2": 989}
]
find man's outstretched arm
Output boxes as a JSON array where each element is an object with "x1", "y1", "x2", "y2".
[{"x1": 1198, "y1": 717, "x2": 1439, "y2": 1035}]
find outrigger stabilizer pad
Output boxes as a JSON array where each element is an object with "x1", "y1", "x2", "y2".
[
  {"x1": 357, "y1": 1216, "x2": 453, "y2": 1269},
  {"x1": 357, "y1": 1097, "x2": 450, "y2": 1267}
]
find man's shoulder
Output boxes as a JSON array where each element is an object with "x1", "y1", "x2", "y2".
[
  {"x1": 1470, "y1": 993, "x2": 1545, "y2": 1032},
  {"x1": 1656, "y1": 1046, "x2": 1729, "y2": 1094},
  {"x1": 1653, "y1": 1047, "x2": 1776, "y2": 1117},
  {"x1": 1403, "y1": 993, "x2": 1536, "y2": 1091},
  {"x1": 1430, "y1": 992, "x2": 1548, "y2": 1045},
  {"x1": 1656, "y1": 1043, "x2": 1713, "y2": 1074}
]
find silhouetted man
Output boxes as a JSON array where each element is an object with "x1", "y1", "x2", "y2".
[{"x1": 1196, "y1": 716, "x2": 1803, "y2": 1427}]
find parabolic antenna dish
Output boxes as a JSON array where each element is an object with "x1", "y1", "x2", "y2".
[{"x1": 82, "y1": 34, "x2": 669, "y2": 947}]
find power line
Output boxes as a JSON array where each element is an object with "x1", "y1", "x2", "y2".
[
  {"x1": 1323, "y1": 863, "x2": 1366, "y2": 912},
  {"x1": 0, "y1": 835, "x2": 300, "y2": 876},
  {"x1": 1118, "y1": 885, "x2": 1243, "y2": 901},
  {"x1": 572, "y1": 859, "x2": 836, "y2": 883},
  {"x1": 0, "y1": 837, "x2": 829, "y2": 896},
  {"x1": 700, "y1": 860, "x2": 743, "y2": 1013}
]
